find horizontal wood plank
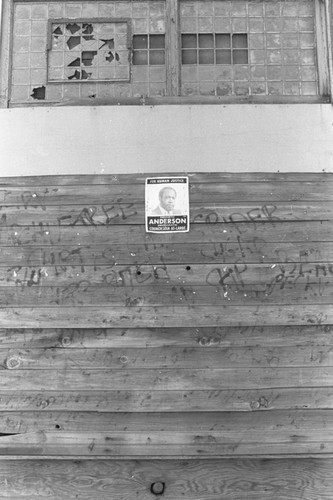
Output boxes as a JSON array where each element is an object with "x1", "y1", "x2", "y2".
[
  {"x1": 0, "y1": 410, "x2": 331, "y2": 433},
  {"x1": 1, "y1": 182, "x2": 333, "y2": 205},
  {"x1": 0, "y1": 304, "x2": 331, "y2": 328},
  {"x1": 1, "y1": 283, "x2": 332, "y2": 307},
  {"x1": 1, "y1": 458, "x2": 333, "y2": 499},
  {"x1": 1, "y1": 202, "x2": 333, "y2": 227},
  {"x1": 0, "y1": 368, "x2": 332, "y2": 390},
  {"x1": 1, "y1": 345, "x2": 333, "y2": 370},
  {"x1": 2, "y1": 262, "x2": 332, "y2": 289},
  {"x1": 1, "y1": 242, "x2": 332, "y2": 267},
  {"x1": 0, "y1": 325, "x2": 332, "y2": 348},
  {"x1": 0, "y1": 431, "x2": 331, "y2": 456},
  {"x1": 1, "y1": 172, "x2": 332, "y2": 186},
  {"x1": 0, "y1": 387, "x2": 332, "y2": 412},
  {"x1": 0, "y1": 221, "x2": 332, "y2": 246}
]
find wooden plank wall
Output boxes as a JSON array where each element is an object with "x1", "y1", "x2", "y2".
[{"x1": 0, "y1": 172, "x2": 333, "y2": 499}]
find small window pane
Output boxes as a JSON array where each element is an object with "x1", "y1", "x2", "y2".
[
  {"x1": 216, "y1": 49, "x2": 232, "y2": 64},
  {"x1": 232, "y1": 34, "x2": 247, "y2": 48},
  {"x1": 182, "y1": 49, "x2": 197, "y2": 64},
  {"x1": 199, "y1": 34, "x2": 214, "y2": 48},
  {"x1": 215, "y1": 34, "x2": 231, "y2": 49},
  {"x1": 182, "y1": 34, "x2": 197, "y2": 48},
  {"x1": 81, "y1": 51, "x2": 97, "y2": 66},
  {"x1": 149, "y1": 50, "x2": 165, "y2": 65},
  {"x1": 233, "y1": 49, "x2": 248, "y2": 64},
  {"x1": 133, "y1": 50, "x2": 148, "y2": 65},
  {"x1": 133, "y1": 35, "x2": 148, "y2": 49},
  {"x1": 150, "y1": 35, "x2": 165, "y2": 49},
  {"x1": 199, "y1": 49, "x2": 214, "y2": 64}
]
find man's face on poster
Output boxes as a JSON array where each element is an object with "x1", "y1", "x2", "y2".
[{"x1": 160, "y1": 187, "x2": 177, "y2": 212}]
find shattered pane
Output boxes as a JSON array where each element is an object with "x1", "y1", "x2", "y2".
[
  {"x1": 100, "y1": 38, "x2": 115, "y2": 50},
  {"x1": 82, "y1": 23, "x2": 94, "y2": 41},
  {"x1": 67, "y1": 36, "x2": 81, "y2": 50},
  {"x1": 83, "y1": 24, "x2": 93, "y2": 35},
  {"x1": 81, "y1": 69, "x2": 92, "y2": 79},
  {"x1": 66, "y1": 23, "x2": 81, "y2": 35},
  {"x1": 49, "y1": 21, "x2": 130, "y2": 82},
  {"x1": 68, "y1": 70, "x2": 81, "y2": 80},
  {"x1": 31, "y1": 86, "x2": 46, "y2": 100},
  {"x1": 105, "y1": 51, "x2": 114, "y2": 63},
  {"x1": 82, "y1": 51, "x2": 97, "y2": 66},
  {"x1": 53, "y1": 26, "x2": 63, "y2": 36}
]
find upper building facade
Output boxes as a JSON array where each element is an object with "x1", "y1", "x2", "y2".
[
  {"x1": 1, "y1": 0, "x2": 332, "y2": 106},
  {"x1": 0, "y1": 0, "x2": 332, "y2": 176}
]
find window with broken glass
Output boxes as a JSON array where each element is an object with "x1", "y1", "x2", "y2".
[
  {"x1": 48, "y1": 19, "x2": 131, "y2": 81},
  {"x1": 5, "y1": 0, "x2": 331, "y2": 105}
]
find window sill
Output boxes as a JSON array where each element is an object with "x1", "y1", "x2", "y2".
[{"x1": 8, "y1": 95, "x2": 331, "y2": 108}]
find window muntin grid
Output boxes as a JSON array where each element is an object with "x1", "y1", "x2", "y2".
[
  {"x1": 132, "y1": 34, "x2": 166, "y2": 65},
  {"x1": 48, "y1": 19, "x2": 130, "y2": 82},
  {"x1": 181, "y1": 33, "x2": 248, "y2": 64},
  {"x1": 179, "y1": 0, "x2": 318, "y2": 97},
  {"x1": 9, "y1": 0, "x2": 321, "y2": 103}
]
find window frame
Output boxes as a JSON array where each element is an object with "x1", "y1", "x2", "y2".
[
  {"x1": 46, "y1": 17, "x2": 132, "y2": 84},
  {"x1": 1, "y1": 0, "x2": 332, "y2": 106}
]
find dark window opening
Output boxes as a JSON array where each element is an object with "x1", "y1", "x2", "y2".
[
  {"x1": 132, "y1": 34, "x2": 165, "y2": 65},
  {"x1": 181, "y1": 33, "x2": 248, "y2": 65}
]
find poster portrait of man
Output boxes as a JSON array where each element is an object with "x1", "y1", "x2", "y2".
[{"x1": 145, "y1": 177, "x2": 189, "y2": 233}]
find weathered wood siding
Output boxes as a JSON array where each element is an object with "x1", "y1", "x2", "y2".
[{"x1": 0, "y1": 172, "x2": 332, "y2": 498}]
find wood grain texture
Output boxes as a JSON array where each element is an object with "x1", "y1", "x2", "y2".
[
  {"x1": 1, "y1": 172, "x2": 332, "y2": 185},
  {"x1": 0, "y1": 432, "x2": 332, "y2": 457},
  {"x1": 1, "y1": 202, "x2": 333, "y2": 227},
  {"x1": 1, "y1": 241, "x2": 332, "y2": 266},
  {"x1": 0, "y1": 172, "x2": 331, "y2": 465},
  {"x1": 1, "y1": 182, "x2": 333, "y2": 205},
  {"x1": 0, "y1": 221, "x2": 331, "y2": 246},
  {"x1": 0, "y1": 325, "x2": 332, "y2": 348},
  {"x1": 0, "y1": 304, "x2": 332, "y2": 328},
  {"x1": 1, "y1": 345, "x2": 333, "y2": 370},
  {"x1": 0, "y1": 387, "x2": 332, "y2": 412},
  {"x1": 0, "y1": 410, "x2": 331, "y2": 433},
  {"x1": 1, "y1": 283, "x2": 332, "y2": 306},
  {"x1": 1, "y1": 458, "x2": 333, "y2": 499},
  {"x1": 0, "y1": 367, "x2": 332, "y2": 391}
]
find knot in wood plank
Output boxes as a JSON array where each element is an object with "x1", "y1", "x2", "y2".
[
  {"x1": 151, "y1": 482, "x2": 165, "y2": 495},
  {"x1": 5, "y1": 355, "x2": 21, "y2": 370}
]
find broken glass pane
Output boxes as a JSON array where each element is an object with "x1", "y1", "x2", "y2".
[
  {"x1": 105, "y1": 51, "x2": 114, "y2": 63},
  {"x1": 67, "y1": 36, "x2": 81, "y2": 50},
  {"x1": 49, "y1": 21, "x2": 130, "y2": 81},
  {"x1": 31, "y1": 86, "x2": 45, "y2": 100},
  {"x1": 68, "y1": 57, "x2": 81, "y2": 67},
  {"x1": 82, "y1": 51, "x2": 97, "y2": 66},
  {"x1": 66, "y1": 23, "x2": 81, "y2": 35},
  {"x1": 81, "y1": 69, "x2": 92, "y2": 79},
  {"x1": 82, "y1": 23, "x2": 94, "y2": 41},
  {"x1": 82, "y1": 24, "x2": 93, "y2": 35},
  {"x1": 53, "y1": 26, "x2": 63, "y2": 36},
  {"x1": 68, "y1": 70, "x2": 81, "y2": 80},
  {"x1": 100, "y1": 38, "x2": 115, "y2": 50}
]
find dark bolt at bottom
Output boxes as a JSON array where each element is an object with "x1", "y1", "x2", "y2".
[{"x1": 151, "y1": 482, "x2": 165, "y2": 495}]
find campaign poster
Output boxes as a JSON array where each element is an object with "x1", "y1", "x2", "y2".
[{"x1": 145, "y1": 177, "x2": 190, "y2": 233}]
